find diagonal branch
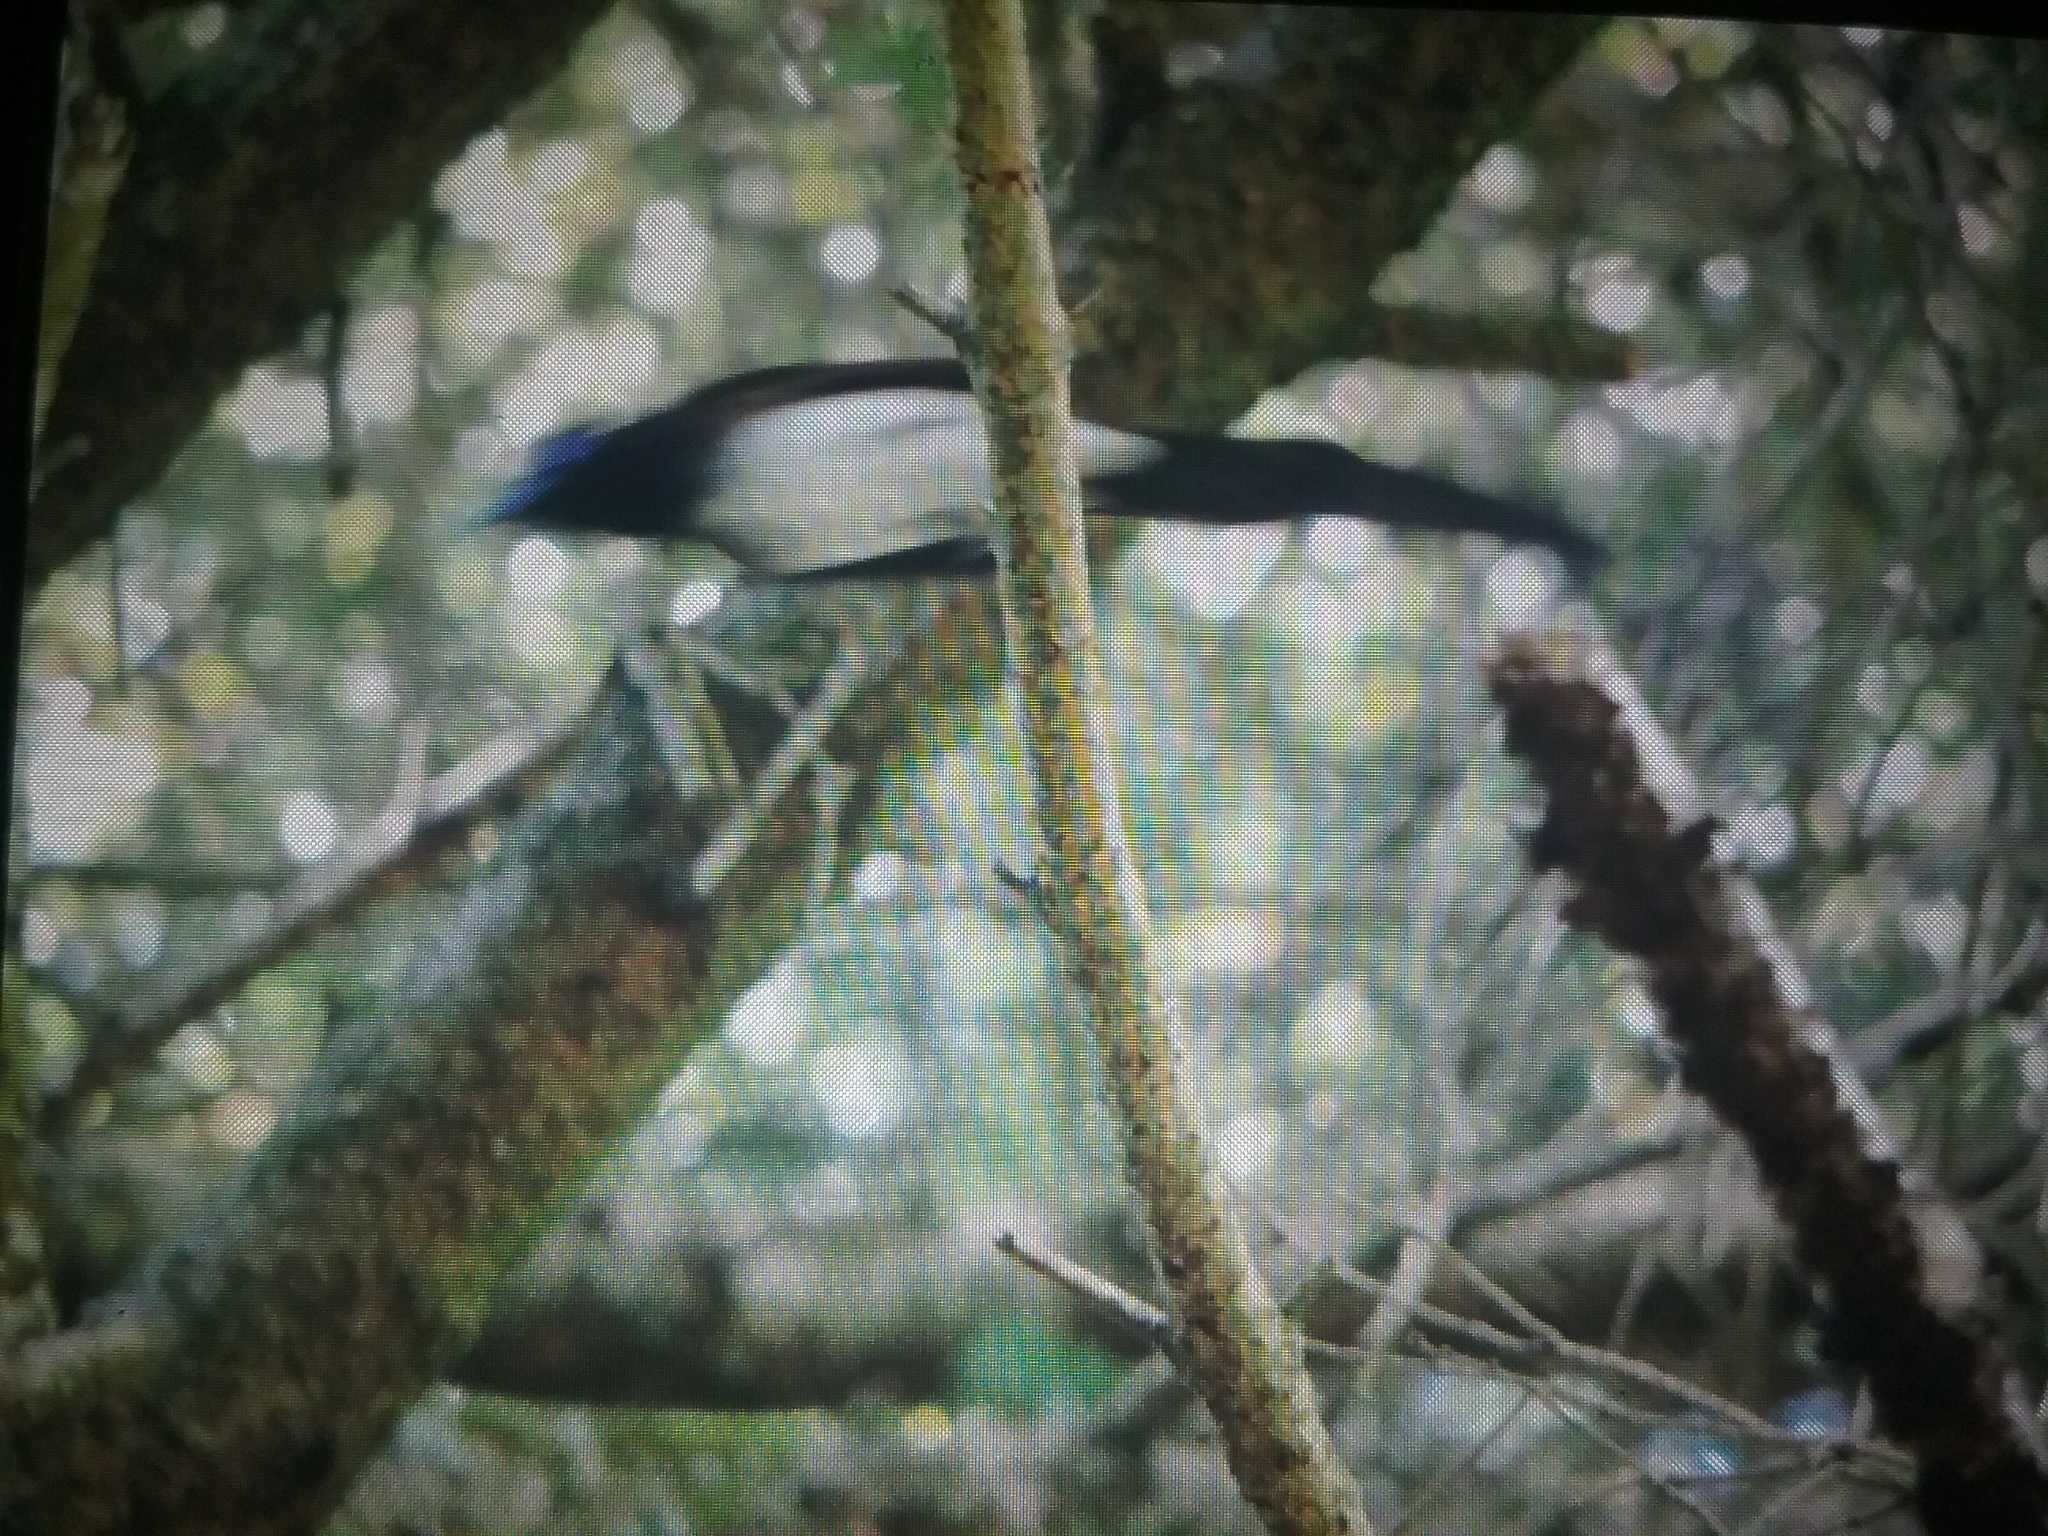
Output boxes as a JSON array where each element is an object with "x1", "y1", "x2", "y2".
[
  {"x1": 1486, "y1": 630, "x2": 2048, "y2": 1536},
  {"x1": 39, "y1": 689, "x2": 599, "y2": 1134},
  {"x1": 29, "y1": 0, "x2": 614, "y2": 592},
  {"x1": 1061, "y1": 8, "x2": 1612, "y2": 432},
  {"x1": 1, "y1": 579, "x2": 1013, "y2": 1534}
]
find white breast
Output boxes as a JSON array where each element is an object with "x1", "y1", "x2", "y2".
[{"x1": 699, "y1": 390, "x2": 1163, "y2": 574}]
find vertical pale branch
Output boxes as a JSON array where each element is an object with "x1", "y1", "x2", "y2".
[{"x1": 938, "y1": 3, "x2": 1372, "y2": 1533}]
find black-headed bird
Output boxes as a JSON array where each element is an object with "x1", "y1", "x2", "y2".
[{"x1": 475, "y1": 358, "x2": 1604, "y2": 581}]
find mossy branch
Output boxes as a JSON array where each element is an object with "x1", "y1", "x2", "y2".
[
  {"x1": 939, "y1": 3, "x2": 1372, "y2": 1532},
  {"x1": 37, "y1": 11, "x2": 134, "y2": 455},
  {"x1": 0, "y1": 654, "x2": 855, "y2": 1536}
]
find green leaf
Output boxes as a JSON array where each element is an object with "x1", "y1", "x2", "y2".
[{"x1": 828, "y1": 9, "x2": 953, "y2": 133}]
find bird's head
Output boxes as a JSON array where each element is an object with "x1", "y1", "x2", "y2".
[{"x1": 472, "y1": 424, "x2": 610, "y2": 531}]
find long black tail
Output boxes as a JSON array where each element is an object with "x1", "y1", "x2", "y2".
[{"x1": 1089, "y1": 433, "x2": 1605, "y2": 578}]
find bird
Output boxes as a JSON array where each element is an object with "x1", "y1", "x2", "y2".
[{"x1": 474, "y1": 358, "x2": 1604, "y2": 582}]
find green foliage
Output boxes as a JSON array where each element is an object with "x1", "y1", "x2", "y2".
[
  {"x1": 950, "y1": 1314, "x2": 1125, "y2": 1418},
  {"x1": 827, "y1": 6, "x2": 953, "y2": 135}
]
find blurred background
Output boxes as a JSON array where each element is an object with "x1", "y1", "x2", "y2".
[{"x1": 11, "y1": 6, "x2": 2048, "y2": 1533}]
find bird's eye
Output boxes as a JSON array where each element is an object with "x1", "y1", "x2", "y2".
[{"x1": 533, "y1": 425, "x2": 601, "y2": 474}]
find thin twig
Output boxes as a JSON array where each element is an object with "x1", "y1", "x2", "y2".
[
  {"x1": 1259, "y1": 1205, "x2": 1912, "y2": 1472},
  {"x1": 41, "y1": 685, "x2": 603, "y2": 1132},
  {"x1": 688, "y1": 624, "x2": 904, "y2": 901},
  {"x1": 888, "y1": 282, "x2": 975, "y2": 351},
  {"x1": 995, "y1": 1229, "x2": 1180, "y2": 1357}
]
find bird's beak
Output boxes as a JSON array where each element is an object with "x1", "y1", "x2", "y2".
[{"x1": 467, "y1": 466, "x2": 563, "y2": 531}]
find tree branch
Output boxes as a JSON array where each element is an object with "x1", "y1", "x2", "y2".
[
  {"x1": 1062, "y1": 8, "x2": 1616, "y2": 432},
  {"x1": 1, "y1": 595, "x2": 1002, "y2": 1534},
  {"x1": 1487, "y1": 631, "x2": 2048, "y2": 1536},
  {"x1": 29, "y1": 0, "x2": 615, "y2": 592},
  {"x1": 942, "y1": 4, "x2": 1371, "y2": 1531}
]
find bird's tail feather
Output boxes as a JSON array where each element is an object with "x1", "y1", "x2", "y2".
[{"x1": 1090, "y1": 434, "x2": 1604, "y2": 578}]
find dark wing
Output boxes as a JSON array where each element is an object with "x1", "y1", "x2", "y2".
[
  {"x1": 679, "y1": 359, "x2": 974, "y2": 434},
  {"x1": 774, "y1": 534, "x2": 998, "y2": 584}
]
